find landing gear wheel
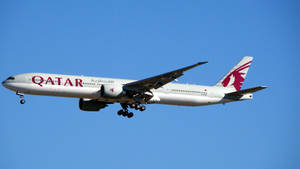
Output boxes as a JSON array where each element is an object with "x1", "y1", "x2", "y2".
[
  {"x1": 130, "y1": 104, "x2": 135, "y2": 109},
  {"x1": 122, "y1": 111, "x2": 128, "y2": 117},
  {"x1": 135, "y1": 104, "x2": 141, "y2": 110},
  {"x1": 140, "y1": 105, "x2": 146, "y2": 111},
  {"x1": 127, "y1": 112, "x2": 134, "y2": 118},
  {"x1": 118, "y1": 103, "x2": 137, "y2": 118},
  {"x1": 117, "y1": 110, "x2": 123, "y2": 116},
  {"x1": 20, "y1": 99, "x2": 25, "y2": 104}
]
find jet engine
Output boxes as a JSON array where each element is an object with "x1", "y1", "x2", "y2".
[
  {"x1": 100, "y1": 84, "x2": 124, "y2": 98},
  {"x1": 79, "y1": 98, "x2": 108, "y2": 111}
]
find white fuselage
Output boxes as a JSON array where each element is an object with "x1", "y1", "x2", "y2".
[{"x1": 2, "y1": 73, "x2": 245, "y2": 106}]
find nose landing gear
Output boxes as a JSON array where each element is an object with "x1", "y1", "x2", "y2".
[
  {"x1": 20, "y1": 99, "x2": 25, "y2": 104},
  {"x1": 16, "y1": 91, "x2": 25, "y2": 104}
]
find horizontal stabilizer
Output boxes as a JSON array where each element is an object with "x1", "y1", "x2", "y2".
[{"x1": 225, "y1": 86, "x2": 267, "y2": 97}]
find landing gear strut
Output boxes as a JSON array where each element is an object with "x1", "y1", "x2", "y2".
[
  {"x1": 117, "y1": 103, "x2": 146, "y2": 118},
  {"x1": 16, "y1": 91, "x2": 25, "y2": 104}
]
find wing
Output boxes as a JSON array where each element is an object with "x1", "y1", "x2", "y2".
[{"x1": 123, "y1": 62, "x2": 208, "y2": 91}]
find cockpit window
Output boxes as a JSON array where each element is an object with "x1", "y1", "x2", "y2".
[{"x1": 6, "y1": 76, "x2": 15, "y2": 80}]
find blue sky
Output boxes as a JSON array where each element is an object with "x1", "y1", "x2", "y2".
[{"x1": 1, "y1": 0, "x2": 299, "y2": 169}]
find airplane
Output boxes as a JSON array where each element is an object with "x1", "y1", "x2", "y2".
[{"x1": 2, "y1": 56, "x2": 266, "y2": 118}]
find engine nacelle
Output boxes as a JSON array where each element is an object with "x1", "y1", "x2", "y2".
[
  {"x1": 79, "y1": 98, "x2": 108, "y2": 111},
  {"x1": 101, "y1": 84, "x2": 124, "y2": 98}
]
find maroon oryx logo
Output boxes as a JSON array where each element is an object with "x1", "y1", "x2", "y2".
[{"x1": 222, "y1": 61, "x2": 251, "y2": 91}]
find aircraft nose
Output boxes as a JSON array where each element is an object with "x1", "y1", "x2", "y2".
[{"x1": 2, "y1": 80, "x2": 6, "y2": 86}]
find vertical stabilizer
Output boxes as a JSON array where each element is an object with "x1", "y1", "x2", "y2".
[{"x1": 215, "y1": 56, "x2": 253, "y2": 91}]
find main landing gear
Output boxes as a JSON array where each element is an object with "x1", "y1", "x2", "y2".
[
  {"x1": 129, "y1": 103, "x2": 146, "y2": 111},
  {"x1": 117, "y1": 109, "x2": 134, "y2": 118},
  {"x1": 16, "y1": 91, "x2": 25, "y2": 104},
  {"x1": 117, "y1": 103, "x2": 146, "y2": 118}
]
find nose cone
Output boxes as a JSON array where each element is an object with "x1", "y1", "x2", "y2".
[
  {"x1": 2, "y1": 76, "x2": 17, "y2": 91},
  {"x1": 2, "y1": 80, "x2": 7, "y2": 87}
]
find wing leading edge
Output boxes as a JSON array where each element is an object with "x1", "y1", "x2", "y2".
[{"x1": 123, "y1": 61, "x2": 208, "y2": 91}]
